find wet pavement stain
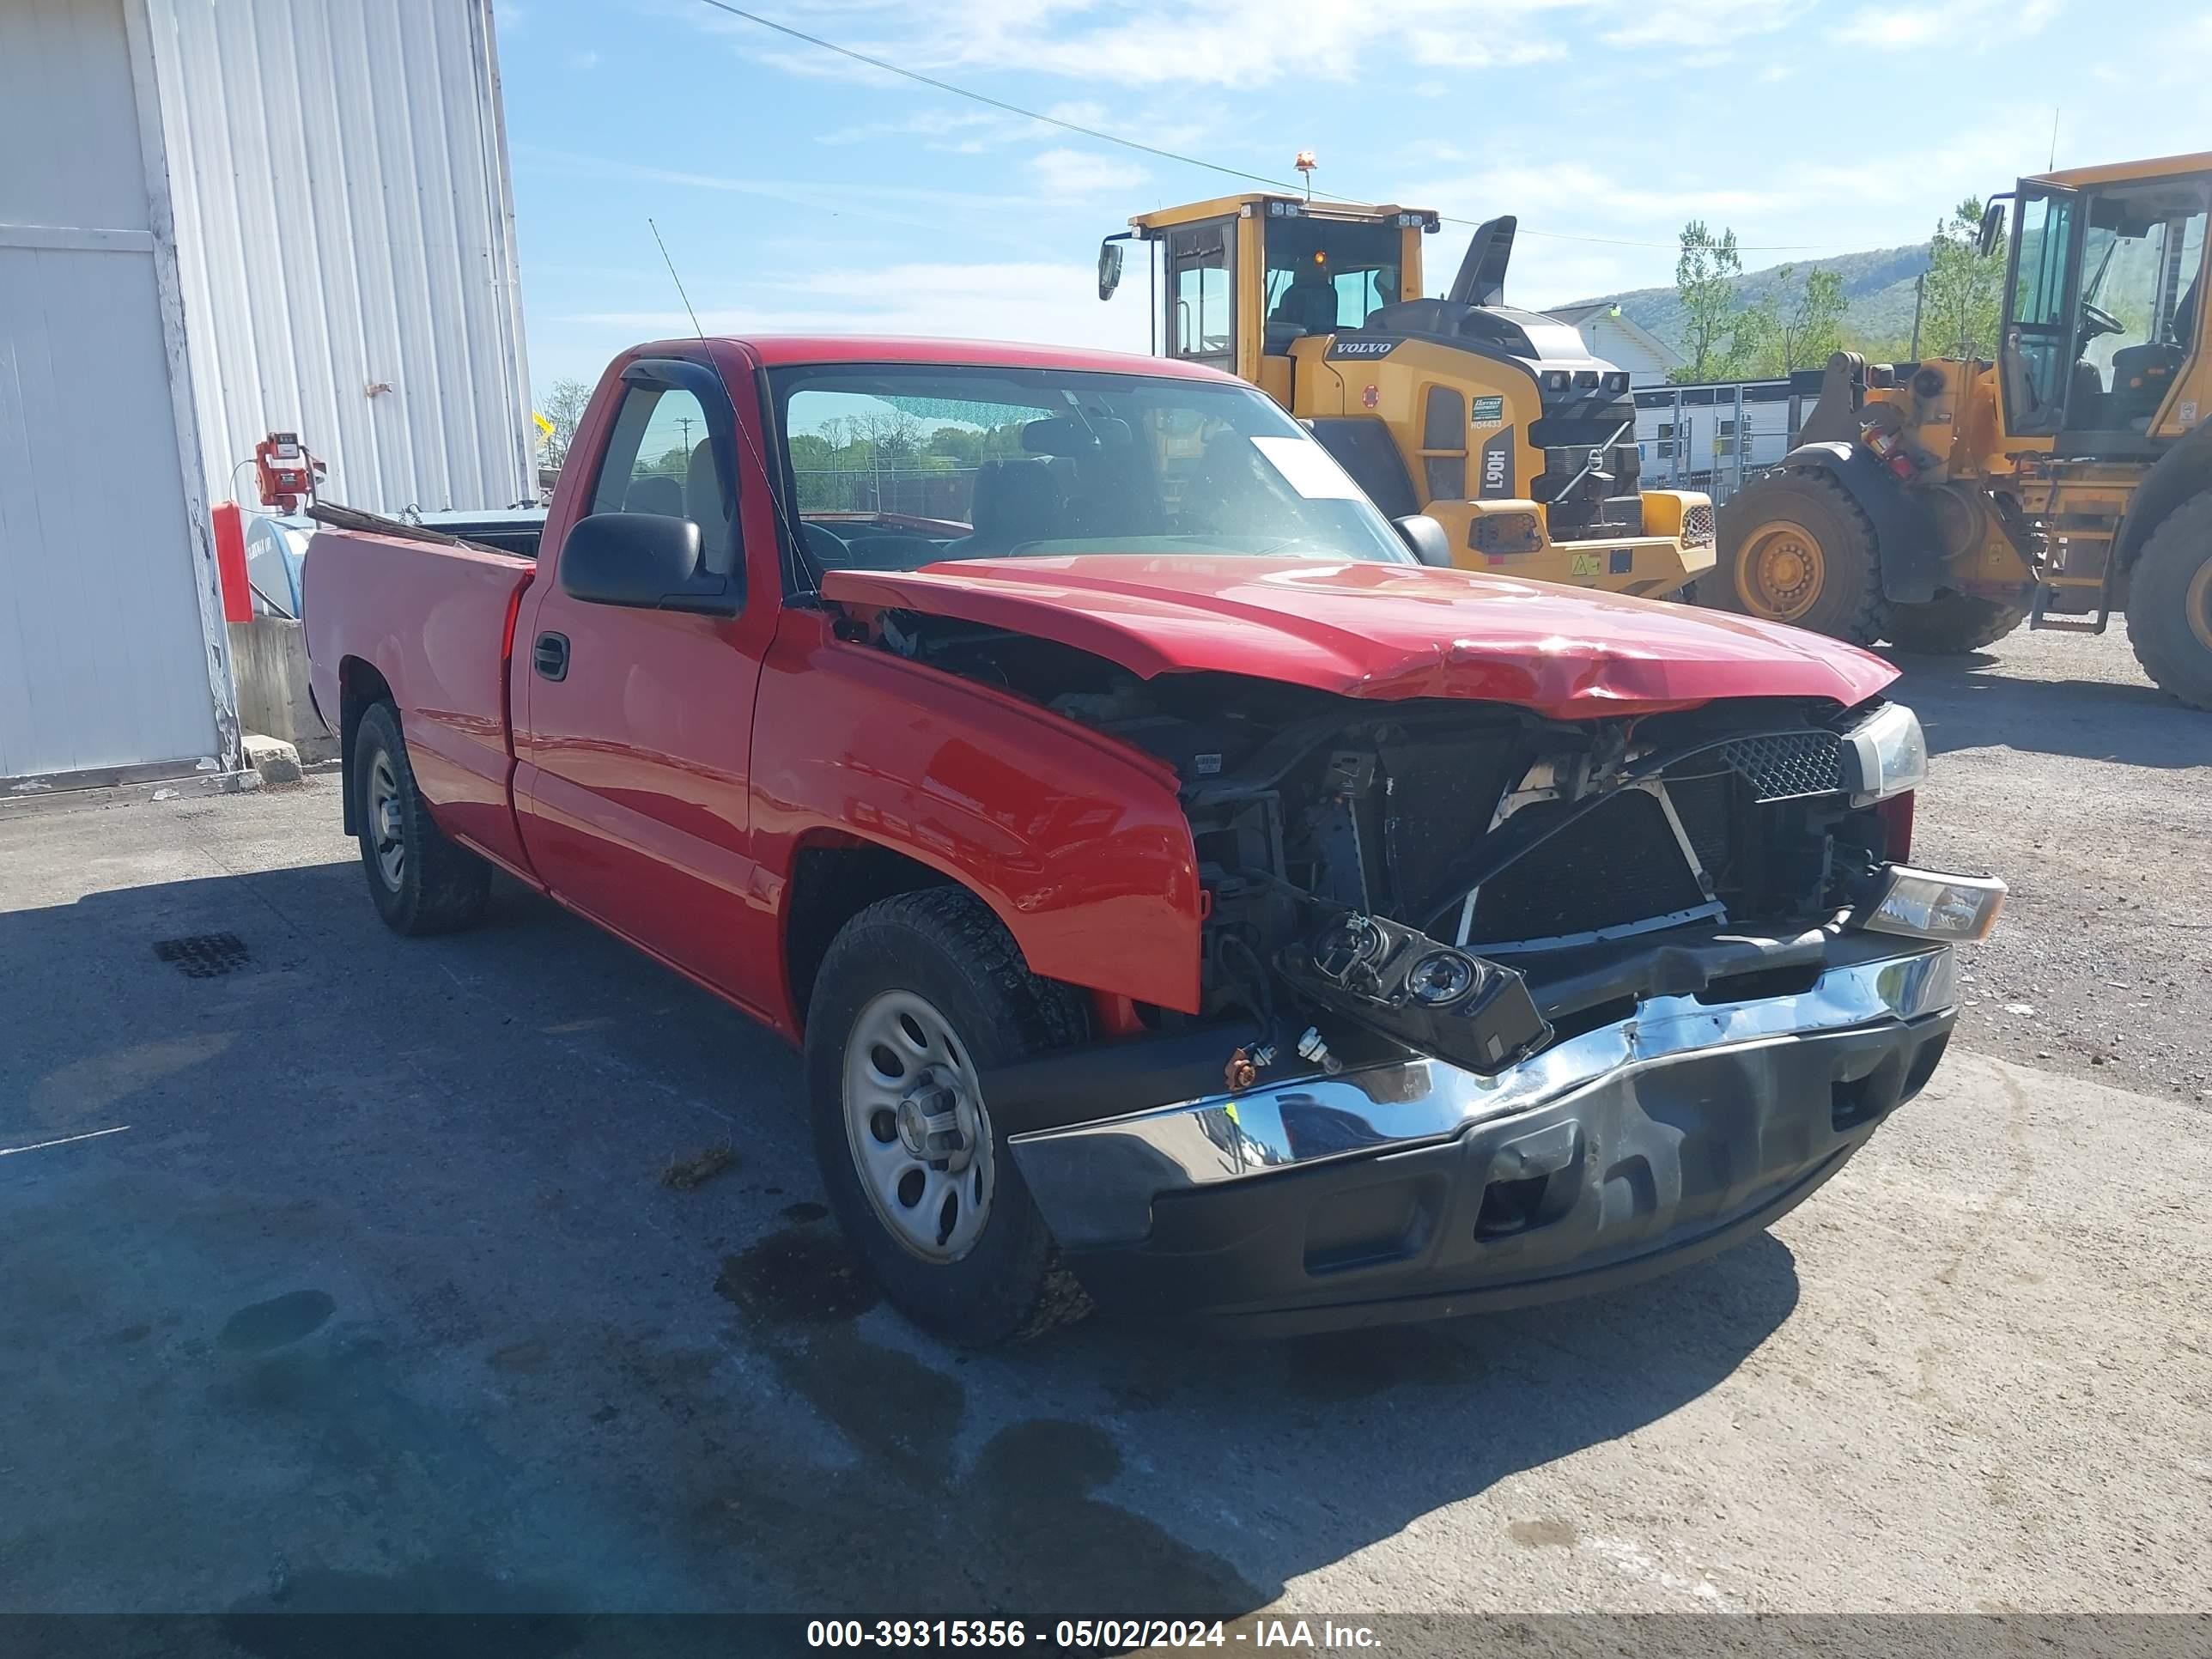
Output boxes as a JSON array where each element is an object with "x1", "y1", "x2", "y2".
[
  {"x1": 696, "y1": 1224, "x2": 1266, "y2": 1616},
  {"x1": 222, "y1": 1563, "x2": 582, "y2": 1659},
  {"x1": 217, "y1": 1290, "x2": 335, "y2": 1353},
  {"x1": 779, "y1": 1200, "x2": 830, "y2": 1224},
  {"x1": 714, "y1": 1225, "x2": 878, "y2": 1324}
]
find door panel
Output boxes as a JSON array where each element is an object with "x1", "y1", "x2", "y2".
[
  {"x1": 512, "y1": 356, "x2": 777, "y2": 1011},
  {"x1": 2002, "y1": 186, "x2": 2080, "y2": 438}
]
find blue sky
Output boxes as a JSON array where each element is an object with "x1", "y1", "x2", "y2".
[{"x1": 494, "y1": 0, "x2": 2212, "y2": 397}]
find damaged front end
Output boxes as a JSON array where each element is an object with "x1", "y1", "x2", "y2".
[{"x1": 869, "y1": 607, "x2": 1996, "y2": 1331}]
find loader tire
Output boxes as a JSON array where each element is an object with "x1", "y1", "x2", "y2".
[
  {"x1": 353, "y1": 701, "x2": 492, "y2": 935},
  {"x1": 805, "y1": 887, "x2": 1091, "y2": 1346},
  {"x1": 1703, "y1": 471, "x2": 1888, "y2": 645},
  {"x1": 1882, "y1": 593, "x2": 2028, "y2": 654},
  {"x1": 2126, "y1": 492, "x2": 2212, "y2": 711}
]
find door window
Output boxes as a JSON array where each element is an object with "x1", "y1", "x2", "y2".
[
  {"x1": 586, "y1": 380, "x2": 739, "y2": 576},
  {"x1": 1164, "y1": 221, "x2": 1236, "y2": 369},
  {"x1": 2005, "y1": 190, "x2": 2078, "y2": 434}
]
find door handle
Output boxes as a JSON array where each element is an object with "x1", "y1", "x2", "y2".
[{"x1": 533, "y1": 631, "x2": 569, "y2": 682}]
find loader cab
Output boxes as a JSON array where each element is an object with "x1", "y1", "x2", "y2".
[
  {"x1": 1996, "y1": 155, "x2": 2210, "y2": 457},
  {"x1": 1104, "y1": 194, "x2": 1437, "y2": 395}
]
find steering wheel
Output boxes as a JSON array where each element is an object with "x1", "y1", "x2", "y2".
[{"x1": 2078, "y1": 301, "x2": 2125, "y2": 343}]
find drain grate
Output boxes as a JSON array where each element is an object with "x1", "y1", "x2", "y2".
[{"x1": 154, "y1": 933, "x2": 250, "y2": 977}]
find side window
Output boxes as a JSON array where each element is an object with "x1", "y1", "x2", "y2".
[
  {"x1": 1164, "y1": 222, "x2": 1235, "y2": 367},
  {"x1": 586, "y1": 380, "x2": 739, "y2": 577}
]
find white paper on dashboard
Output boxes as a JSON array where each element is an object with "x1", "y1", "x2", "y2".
[{"x1": 1249, "y1": 434, "x2": 1364, "y2": 500}]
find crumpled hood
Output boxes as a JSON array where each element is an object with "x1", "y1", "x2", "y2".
[{"x1": 821, "y1": 554, "x2": 1896, "y2": 719}]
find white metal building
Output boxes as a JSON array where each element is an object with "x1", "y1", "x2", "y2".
[
  {"x1": 1545, "y1": 303, "x2": 1681, "y2": 387},
  {"x1": 0, "y1": 0, "x2": 530, "y2": 794}
]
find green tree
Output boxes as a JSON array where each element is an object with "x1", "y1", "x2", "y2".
[
  {"x1": 538, "y1": 377, "x2": 592, "y2": 470},
  {"x1": 1921, "y1": 197, "x2": 2003, "y2": 362},
  {"x1": 1669, "y1": 221, "x2": 1746, "y2": 381},
  {"x1": 1780, "y1": 266, "x2": 1848, "y2": 373}
]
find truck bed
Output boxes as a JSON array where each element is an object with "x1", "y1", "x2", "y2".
[{"x1": 302, "y1": 526, "x2": 536, "y2": 872}]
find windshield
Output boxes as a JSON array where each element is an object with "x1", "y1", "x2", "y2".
[
  {"x1": 1262, "y1": 218, "x2": 1403, "y2": 333},
  {"x1": 769, "y1": 363, "x2": 1413, "y2": 578}
]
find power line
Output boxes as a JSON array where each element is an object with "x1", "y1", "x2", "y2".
[{"x1": 690, "y1": 0, "x2": 1850, "y2": 254}]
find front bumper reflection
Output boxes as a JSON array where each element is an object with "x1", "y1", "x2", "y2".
[{"x1": 1007, "y1": 942, "x2": 1955, "y2": 1331}]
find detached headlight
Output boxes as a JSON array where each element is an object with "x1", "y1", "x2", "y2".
[
  {"x1": 1840, "y1": 702, "x2": 1927, "y2": 805},
  {"x1": 1857, "y1": 865, "x2": 2007, "y2": 944}
]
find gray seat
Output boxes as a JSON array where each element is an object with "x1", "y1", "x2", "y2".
[
  {"x1": 946, "y1": 459, "x2": 1063, "y2": 555},
  {"x1": 684, "y1": 438, "x2": 732, "y2": 569},
  {"x1": 625, "y1": 473, "x2": 684, "y2": 517}
]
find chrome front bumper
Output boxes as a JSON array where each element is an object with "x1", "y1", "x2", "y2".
[{"x1": 1009, "y1": 941, "x2": 1955, "y2": 1251}]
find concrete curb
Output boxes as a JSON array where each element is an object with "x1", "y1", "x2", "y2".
[{"x1": 0, "y1": 768, "x2": 260, "y2": 822}]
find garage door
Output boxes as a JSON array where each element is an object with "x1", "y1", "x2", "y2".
[{"x1": 0, "y1": 0, "x2": 220, "y2": 786}]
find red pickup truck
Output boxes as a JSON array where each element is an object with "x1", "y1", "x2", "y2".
[{"x1": 305, "y1": 334, "x2": 2002, "y2": 1343}]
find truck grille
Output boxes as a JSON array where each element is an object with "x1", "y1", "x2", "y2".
[
  {"x1": 1717, "y1": 732, "x2": 1844, "y2": 801},
  {"x1": 1468, "y1": 789, "x2": 1707, "y2": 948}
]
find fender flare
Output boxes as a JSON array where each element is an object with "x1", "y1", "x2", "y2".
[
  {"x1": 1774, "y1": 441, "x2": 1945, "y2": 604},
  {"x1": 2117, "y1": 422, "x2": 2212, "y2": 573}
]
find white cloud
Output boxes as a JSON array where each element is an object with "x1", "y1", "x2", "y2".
[
  {"x1": 678, "y1": 0, "x2": 1824, "y2": 90},
  {"x1": 566, "y1": 48, "x2": 601, "y2": 70},
  {"x1": 1831, "y1": 0, "x2": 2060, "y2": 48},
  {"x1": 553, "y1": 260, "x2": 1153, "y2": 356},
  {"x1": 1030, "y1": 148, "x2": 1147, "y2": 198}
]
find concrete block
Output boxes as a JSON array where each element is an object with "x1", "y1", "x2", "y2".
[
  {"x1": 242, "y1": 733, "x2": 303, "y2": 787},
  {"x1": 227, "y1": 618, "x2": 338, "y2": 763}
]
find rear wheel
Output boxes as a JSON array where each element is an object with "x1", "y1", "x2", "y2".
[
  {"x1": 2126, "y1": 492, "x2": 2212, "y2": 710},
  {"x1": 804, "y1": 888, "x2": 1089, "y2": 1346},
  {"x1": 352, "y1": 701, "x2": 491, "y2": 934},
  {"x1": 1883, "y1": 593, "x2": 2028, "y2": 654},
  {"x1": 1703, "y1": 471, "x2": 1887, "y2": 644}
]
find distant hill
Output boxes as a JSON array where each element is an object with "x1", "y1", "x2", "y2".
[{"x1": 1560, "y1": 243, "x2": 1935, "y2": 359}]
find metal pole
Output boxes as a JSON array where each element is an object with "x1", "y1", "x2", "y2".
[{"x1": 1910, "y1": 272, "x2": 1924, "y2": 363}]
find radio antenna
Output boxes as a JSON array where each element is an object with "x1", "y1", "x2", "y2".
[
  {"x1": 646, "y1": 217, "x2": 814, "y2": 596},
  {"x1": 650, "y1": 217, "x2": 708, "y2": 343}
]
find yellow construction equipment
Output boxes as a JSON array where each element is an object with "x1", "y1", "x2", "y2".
[
  {"x1": 1700, "y1": 150, "x2": 2212, "y2": 706},
  {"x1": 1097, "y1": 193, "x2": 1715, "y2": 597}
]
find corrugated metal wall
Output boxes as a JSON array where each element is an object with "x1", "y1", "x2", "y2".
[
  {"x1": 145, "y1": 0, "x2": 533, "y2": 517},
  {"x1": 0, "y1": 0, "x2": 230, "y2": 785}
]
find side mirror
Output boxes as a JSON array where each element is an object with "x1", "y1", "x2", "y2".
[
  {"x1": 1393, "y1": 514, "x2": 1455, "y2": 568},
  {"x1": 1977, "y1": 201, "x2": 2006, "y2": 259},
  {"x1": 1097, "y1": 240, "x2": 1126, "y2": 302},
  {"x1": 558, "y1": 512, "x2": 732, "y2": 615}
]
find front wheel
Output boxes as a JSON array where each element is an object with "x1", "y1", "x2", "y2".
[
  {"x1": 1702, "y1": 471, "x2": 1887, "y2": 644},
  {"x1": 804, "y1": 888, "x2": 1089, "y2": 1346},
  {"x1": 2126, "y1": 493, "x2": 2212, "y2": 710}
]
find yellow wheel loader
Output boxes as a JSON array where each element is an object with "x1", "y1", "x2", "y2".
[
  {"x1": 1700, "y1": 150, "x2": 2212, "y2": 707},
  {"x1": 1097, "y1": 196, "x2": 1716, "y2": 597}
]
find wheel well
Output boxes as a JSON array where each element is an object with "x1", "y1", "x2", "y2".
[
  {"x1": 2118, "y1": 428, "x2": 2212, "y2": 574},
  {"x1": 783, "y1": 838, "x2": 957, "y2": 1034},
  {"x1": 337, "y1": 657, "x2": 393, "y2": 836}
]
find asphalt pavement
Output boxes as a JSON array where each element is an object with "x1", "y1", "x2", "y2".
[{"x1": 2, "y1": 622, "x2": 2207, "y2": 1625}]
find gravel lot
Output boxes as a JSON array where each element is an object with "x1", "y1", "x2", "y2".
[{"x1": 2, "y1": 623, "x2": 2207, "y2": 1626}]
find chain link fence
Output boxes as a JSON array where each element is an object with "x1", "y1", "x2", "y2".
[{"x1": 793, "y1": 466, "x2": 979, "y2": 521}]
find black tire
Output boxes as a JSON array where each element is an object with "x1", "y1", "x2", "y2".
[
  {"x1": 1883, "y1": 593, "x2": 2029, "y2": 654},
  {"x1": 804, "y1": 887, "x2": 1088, "y2": 1346},
  {"x1": 2126, "y1": 492, "x2": 2212, "y2": 711},
  {"x1": 352, "y1": 701, "x2": 491, "y2": 935},
  {"x1": 1701, "y1": 470, "x2": 1888, "y2": 645}
]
